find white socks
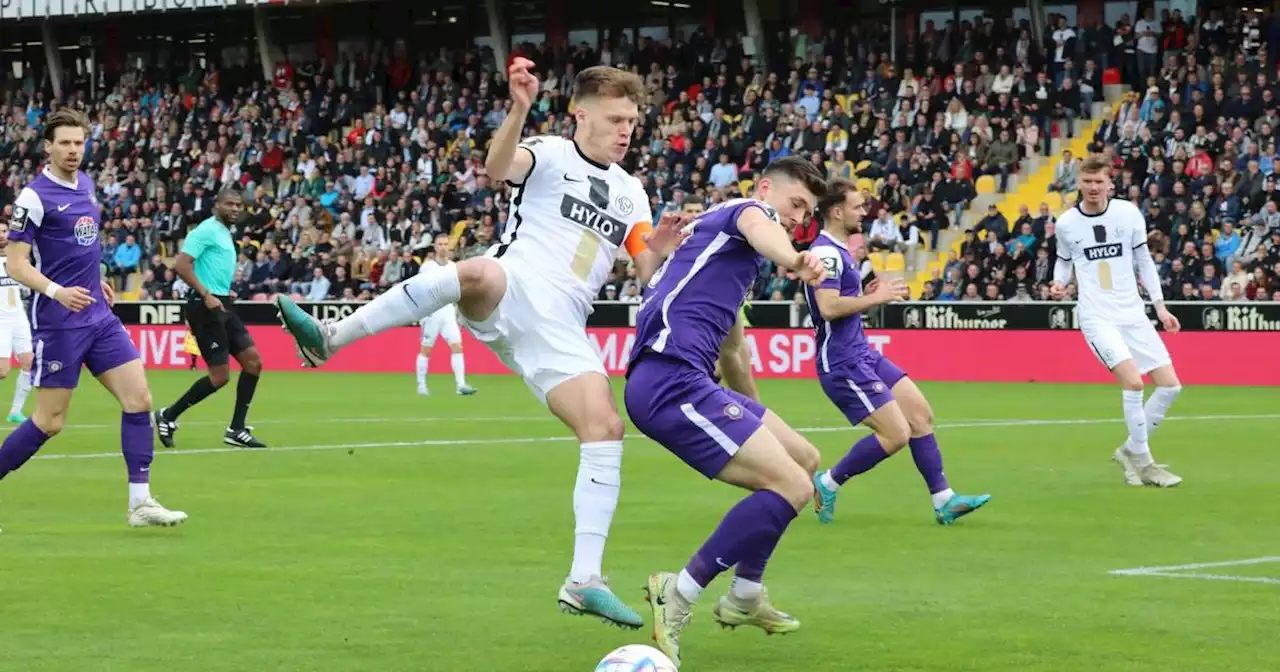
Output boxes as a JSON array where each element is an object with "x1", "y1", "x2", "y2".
[
  {"x1": 332, "y1": 263, "x2": 462, "y2": 349},
  {"x1": 730, "y1": 576, "x2": 762, "y2": 602},
  {"x1": 1122, "y1": 385, "x2": 1182, "y2": 467},
  {"x1": 569, "y1": 440, "x2": 623, "y2": 584},
  {"x1": 415, "y1": 354, "x2": 429, "y2": 387},
  {"x1": 676, "y1": 569, "x2": 704, "y2": 604},
  {"x1": 1144, "y1": 385, "x2": 1181, "y2": 435},
  {"x1": 128, "y1": 482, "x2": 150, "y2": 508},
  {"x1": 819, "y1": 471, "x2": 839, "y2": 491},
  {"x1": 1121, "y1": 389, "x2": 1152, "y2": 466},
  {"x1": 930, "y1": 487, "x2": 956, "y2": 509},
  {"x1": 451, "y1": 352, "x2": 467, "y2": 388},
  {"x1": 10, "y1": 370, "x2": 30, "y2": 416}
]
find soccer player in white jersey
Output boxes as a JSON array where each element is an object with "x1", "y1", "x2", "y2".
[
  {"x1": 1051, "y1": 155, "x2": 1183, "y2": 487},
  {"x1": 415, "y1": 234, "x2": 477, "y2": 397},
  {"x1": 276, "y1": 60, "x2": 684, "y2": 628},
  {"x1": 0, "y1": 224, "x2": 35, "y2": 423}
]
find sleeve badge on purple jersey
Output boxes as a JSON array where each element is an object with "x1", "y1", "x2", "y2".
[
  {"x1": 724, "y1": 403, "x2": 743, "y2": 420},
  {"x1": 8, "y1": 206, "x2": 27, "y2": 231}
]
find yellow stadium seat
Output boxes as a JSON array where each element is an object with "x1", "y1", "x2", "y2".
[
  {"x1": 885, "y1": 253, "x2": 905, "y2": 271},
  {"x1": 977, "y1": 229, "x2": 988, "y2": 241},
  {"x1": 854, "y1": 160, "x2": 871, "y2": 174},
  {"x1": 975, "y1": 175, "x2": 996, "y2": 194},
  {"x1": 738, "y1": 179, "x2": 754, "y2": 194},
  {"x1": 856, "y1": 178, "x2": 874, "y2": 193},
  {"x1": 1043, "y1": 191, "x2": 1064, "y2": 212},
  {"x1": 870, "y1": 253, "x2": 887, "y2": 272}
]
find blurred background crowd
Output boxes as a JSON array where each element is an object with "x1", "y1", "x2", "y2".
[{"x1": 1, "y1": 1, "x2": 1278, "y2": 306}]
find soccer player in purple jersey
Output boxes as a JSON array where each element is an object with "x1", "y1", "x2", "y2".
[
  {"x1": 0, "y1": 109, "x2": 187, "y2": 530},
  {"x1": 806, "y1": 179, "x2": 990, "y2": 526},
  {"x1": 626, "y1": 158, "x2": 827, "y2": 668}
]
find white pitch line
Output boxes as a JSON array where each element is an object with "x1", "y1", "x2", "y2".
[
  {"x1": 1109, "y1": 556, "x2": 1280, "y2": 574},
  {"x1": 31, "y1": 412, "x2": 1280, "y2": 462},
  {"x1": 11, "y1": 411, "x2": 1280, "y2": 434},
  {"x1": 1121, "y1": 572, "x2": 1280, "y2": 586}
]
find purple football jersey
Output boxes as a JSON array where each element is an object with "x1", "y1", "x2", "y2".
[
  {"x1": 804, "y1": 230, "x2": 870, "y2": 374},
  {"x1": 630, "y1": 199, "x2": 774, "y2": 375},
  {"x1": 8, "y1": 168, "x2": 112, "y2": 330}
]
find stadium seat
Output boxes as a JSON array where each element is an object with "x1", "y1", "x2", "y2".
[
  {"x1": 885, "y1": 253, "x2": 905, "y2": 271},
  {"x1": 738, "y1": 179, "x2": 754, "y2": 194},
  {"x1": 975, "y1": 175, "x2": 996, "y2": 194},
  {"x1": 856, "y1": 178, "x2": 873, "y2": 192},
  {"x1": 1044, "y1": 191, "x2": 1064, "y2": 212},
  {"x1": 870, "y1": 252, "x2": 886, "y2": 272}
]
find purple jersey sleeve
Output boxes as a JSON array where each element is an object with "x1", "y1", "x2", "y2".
[{"x1": 7, "y1": 187, "x2": 43, "y2": 245}]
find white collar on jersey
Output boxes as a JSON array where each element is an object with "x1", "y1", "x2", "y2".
[
  {"x1": 43, "y1": 166, "x2": 79, "y2": 190},
  {"x1": 818, "y1": 229, "x2": 849, "y2": 250}
]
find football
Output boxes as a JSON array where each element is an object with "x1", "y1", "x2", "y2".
[{"x1": 594, "y1": 644, "x2": 678, "y2": 671}]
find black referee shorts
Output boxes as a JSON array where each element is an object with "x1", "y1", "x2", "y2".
[{"x1": 185, "y1": 296, "x2": 254, "y2": 367}]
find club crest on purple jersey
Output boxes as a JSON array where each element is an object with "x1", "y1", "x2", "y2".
[
  {"x1": 74, "y1": 216, "x2": 97, "y2": 246},
  {"x1": 724, "y1": 403, "x2": 743, "y2": 420}
]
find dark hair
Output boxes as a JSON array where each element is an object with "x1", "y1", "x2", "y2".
[
  {"x1": 42, "y1": 108, "x2": 90, "y2": 143},
  {"x1": 816, "y1": 178, "x2": 858, "y2": 216},
  {"x1": 216, "y1": 187, "x2": 244, "y2": 203},
  {"x1": 761, "y1": 156, "x2": 827, "y2": 201},
  {"x1": 576, "y1": 66, "x2": 647, "y2": 105}
]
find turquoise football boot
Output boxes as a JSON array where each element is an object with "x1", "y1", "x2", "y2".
[{"x1": 934, "y1": 493, "x2": 992, "y2": 525}]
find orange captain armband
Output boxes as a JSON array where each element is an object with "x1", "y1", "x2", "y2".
[{"x1": 623, "y1": 220, "x2": 653, "y2": 257}]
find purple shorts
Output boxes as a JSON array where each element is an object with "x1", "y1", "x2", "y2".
[
  {"x1": 819, "y1": 350, "x2": 908, "y2": 425},
  {"x1": 624, "y1": 352, "x2": 767, "y2": 479},
  {"x1": 33, "y1": 317, "x2": 140, "y2": 389}
]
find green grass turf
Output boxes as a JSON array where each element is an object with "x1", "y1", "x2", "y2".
[{"x1": 0, "y1": 372, "x2": 1276, "y2": 671}]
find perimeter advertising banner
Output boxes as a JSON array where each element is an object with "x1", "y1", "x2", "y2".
[{"x1": 114, "y1": 301, "x2": 1280, "y2": 386}]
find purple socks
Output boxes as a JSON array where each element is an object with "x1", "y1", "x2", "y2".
[
  {"x1": 908, "y1": 434, "x2": 950, "y2": 494},
  {"x1": 830, "y1": 434, "x2": 891, "y2": 485},
  {"x1": 684, "y1": 489, "x2": 798, "y2": 588},
  {"x1": 0, "y1": 420, "x2": 50, "y2": 479},
  {"x1": 121, "y1": 411, "x2": 154, "y2": 484}
]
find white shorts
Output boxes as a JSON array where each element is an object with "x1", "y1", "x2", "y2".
[
  {"x1": 1080, "y1": 319, "x2": 1171, "y2": 374},
  {"x1": 460, "y1": 257, "x2": 605, "y2": 404},
  {"x1": 0, "y1": 316, "x2": 33, "y2": 359},
  {"x1": 419, "y1": 305, "x2": 462, "y2": 348}
]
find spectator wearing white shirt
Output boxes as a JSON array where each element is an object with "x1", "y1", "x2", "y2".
[
  {"x1": 353, "y1": 166, "x2": 375, "y2": 200},
  {"x1": 867, "y1": 208, "x2": 903, "y2": 252}
]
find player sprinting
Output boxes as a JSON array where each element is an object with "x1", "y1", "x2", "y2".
[
  {"x1": 275, "y1": 61, "x2": 684, "y2": 629},
  {"x1": 154, "y1": 188, "x2": 266, "y2": 449},
  {"x1": 415, "y1": 234, "x2": 476, "y2": 397},
  {"x1": 0, "y1": 109, "x2": 186, "y2": 528},
  {"x1": 0, "y1": 226, "x2": 35, "y2": 423},
  {"x1": 1051, "y1": 155, "x2": 1183, "y2": 487},
  {"x1": 629, "y1": 158, "x2": 827, "y2": 668},
  {"x1": 807, "y1": 180, "x2": 991, "y2": 525},
  {"x1": 678, "y1": 201, "x2": 761, "y2": 404}
]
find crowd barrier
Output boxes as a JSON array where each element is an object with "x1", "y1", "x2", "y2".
[{"x1": 117, "y1": 301, "x2": 1279, "y2": 386}]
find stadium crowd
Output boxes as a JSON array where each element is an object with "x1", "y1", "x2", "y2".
[{"x1": 1, "y1": 6, "x2": 1278, "y2": 306}]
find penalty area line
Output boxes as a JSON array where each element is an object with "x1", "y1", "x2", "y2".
[
  {"x1": 1109, "y1": 557, "x2": 1280, "y2": 586},
  {"x1": 32, "y1": 412, "x2": 1280, "y2": 462}
]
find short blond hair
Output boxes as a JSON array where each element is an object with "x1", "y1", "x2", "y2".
[
  {"x1": 575, "y1": 66, "x2": 646, "y2": 106},
  {"x1": 1079, "y1": 154, "x2": 1111, "y2": 175}
]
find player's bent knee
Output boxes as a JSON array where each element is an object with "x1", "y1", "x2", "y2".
[
  {"x1": 33, "y1": 412, "x2": 65, "y2": 436},
  {"x1": 773, "y1": 463, "x2": 815, "y2": 512},
  {"x1": 122, "y1": 388, "x2": 153, "y2": 414},
  {"x1": 208, "y1": 367, "x2": 231, "y2": 388}
]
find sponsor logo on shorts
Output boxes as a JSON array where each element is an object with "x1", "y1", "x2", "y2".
[
  {"x1": 872, "y1": 382, "x2": 886, "y2": 394},
  {"x1": 724, "y1": 403, "x2": 742, "y2": 420}
]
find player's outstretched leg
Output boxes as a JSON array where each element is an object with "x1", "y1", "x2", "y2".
[
  {"x1": 812, "y1": 400, "x2": 910, "y2": 524},
  {"x1": 890, "y1": 376, "x2": 991, "y2": 524},
  {"x1": 279, "y1": 259, "x2": 499, "y2": 368},
  {"x1": 548, "y1": 374, "x2": 643, "y2": 630},
  {"x1": 643, "y1": 426, "x2": 811, "y2": 667},
  {"x1": 1113, "y1": 362, "x2": 1183, "y2": 487}
]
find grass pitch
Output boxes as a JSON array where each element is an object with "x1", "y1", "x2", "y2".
[{"x1": 0, "y1": 372, "x2": 1276, "y2": 671}]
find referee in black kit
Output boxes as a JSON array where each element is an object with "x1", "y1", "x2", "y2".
[{"x1": 155, "y1": 188, "x2": 266, "y2": 449}]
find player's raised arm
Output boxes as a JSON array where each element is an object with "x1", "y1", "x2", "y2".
[
  {"x1": 485, "y1": 57, "x2": 539, "y2": 185},
  {"x1": 5, "y1": 189, "x2": 94, "y2": 312},
  {"x1": 736, "y1": 206, "x2": 812, "y2": 276}
]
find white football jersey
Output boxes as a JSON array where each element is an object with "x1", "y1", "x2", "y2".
[
  {"x1": 1055, "y1": 198, "x2": 1148, "y2": 324},
  {"x1": 0, "y1": 257, "x2": 29, "y2": 320},
  {"x1": 495, "y1": 136, "x2": 652, "y2": 313}
]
